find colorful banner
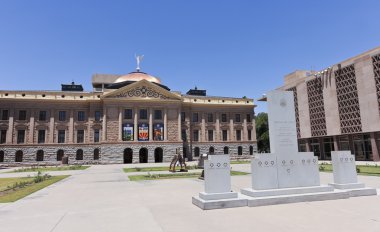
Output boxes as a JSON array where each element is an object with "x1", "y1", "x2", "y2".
[
  {"x1": 122, "y1": 123, "x2": 134, "y2": 141},
  {"x1": 153, "y1": 123, "x2": 164, "y2": 141},
  {"x1": 138, "y1": 123, "x2": 149, "y2": 141}
]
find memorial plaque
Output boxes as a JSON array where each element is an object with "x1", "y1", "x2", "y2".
[
  {"x1": 251, "y1": 154, "x2": 278, "y2": 190},
  {"x1": 204, "y1": 155, "x2": 231, "y2": 194},
  {"x1": 331, "y1": 151, "x2": 358, "y2": 184}
]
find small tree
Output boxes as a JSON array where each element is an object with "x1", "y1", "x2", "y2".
[{"x1": 255, "y1": 112, "x2": 270, "y2": 152}]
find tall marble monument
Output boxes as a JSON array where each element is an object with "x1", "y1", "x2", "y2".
[{"x1": 241, "y1": 90, "x2": 349, "y2": 206}]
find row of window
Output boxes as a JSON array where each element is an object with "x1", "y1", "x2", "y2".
[
  {"x1": 11, "y1": 129, "x2": 101, "y2": 144},
  {"x1": 192, "y1": 145, "x2": 255, "y2": 156},
  {"x1": 0, "y1": 110, "x2": 102, "y2": 122},
  {"x1": 181, "y1": 112, "x2": 252, "y2": 123},
  {"x1": 123, "y1": 109, "x2": 163, "y2": 120},
  {"x1": 183, "y1": 129, "x2": 252, "y2": 142},
  {"x1": 0, "y1": 149, "x2": 100, "y2": 163}
]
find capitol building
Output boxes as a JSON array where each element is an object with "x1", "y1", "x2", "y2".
[{"x1": 0, "y1": 65, "x2": 257, "y2": 165}]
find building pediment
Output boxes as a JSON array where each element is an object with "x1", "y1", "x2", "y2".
[{"x1": 102, "y1": 79, "x2": 181, "y2": 101}]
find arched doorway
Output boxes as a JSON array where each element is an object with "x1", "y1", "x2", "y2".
[
  {"x1": 36, "y1": 150, "x2": 44, "y2": 161},
  {"x1": 224, "y1": 146, "x2": 229, "y2": 154},
  {"x1": 15, "y1": 150, "x2": 23, "y2": 162},
  {"x1": 0, "y1": 150, "x2": 4, "y2": 162},
  {"x1": 249, "y1": 146, "x2": 253, "y2": 155},
  {"x1": 76, "y1": 149, "x2": 83, "y2": 160},
  {"x1": 209, "y1": 146, "x2": 215, "y2": 155},
  {"x1": 154, "y1": 147, "x2": 163, "y2": 163},
  {"x1": 238, "y1": 146, "x2": 243, "y2": 155},
  {"x1": 139, "y1": 148, "x2": 148, "y2": 163},
  {"x1": 57, "y1": 150, "x2": 64, "y2": 161},
  {"x1": 194, "y1": 147, "x2": 200, "y2": 157},
  {"x1": 94, "y1": 148, "x2": 100, "y2": 160},
  {"x1": 124, "y1": 148, "x2": 133, "y2": 164}
]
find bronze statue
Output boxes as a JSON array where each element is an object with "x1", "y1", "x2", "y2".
[{"x1": 169, "y1": 148, "x2": 187, "y2": 172}]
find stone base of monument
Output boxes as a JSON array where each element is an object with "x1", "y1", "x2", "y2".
[
  {"x1": 192, "y1": 192, "x2": 247, "y2": 210},
  {"x1": 242, "y1": 188, "x2": 349, "y2": 207},
  {"x1": 241, "y1": 185, "x2": 334, "y2": 197},
  {"x1": 329, "y1": 183, "x2": 377, "y2": 197}
]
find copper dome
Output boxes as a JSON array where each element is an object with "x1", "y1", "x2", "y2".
[{"x1": 114, "y1": 71, "x2": 161, "y2": 84}]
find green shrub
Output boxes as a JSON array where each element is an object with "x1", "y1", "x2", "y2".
[{"x1": 356, "y1": 167, "x2": 361, "y2": 173}]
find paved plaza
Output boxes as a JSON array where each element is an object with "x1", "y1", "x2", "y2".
[{"x1": 0, "y1": 163, "x2": 379, "y2": 232}]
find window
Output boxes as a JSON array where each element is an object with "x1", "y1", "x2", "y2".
[
  {"x1": 194, "y1": 147, "x2": 200, "y2": 157},
  {"x1": 181, "y1": 129, "x2": 187, "y2": 142},
  {"x1": 77, "y1": 130, "x2": 84, "y2": 143},
  {"x1": 208, "y1": 130, "x2": 213, "y2": 141},
  {"x1": 36, "y1": 150, "x2": 44, "y2": 161},
  {"x1": 193, "y1": 130, "x2": 199, "y2": 142},
  {"x1": 224, "y1": 146, "x2": 229, "y2": 154},
  {"x1": 39, "y1": 111, "x2": 47, "y2": 121},
  {"x1": 59, "y1": 111, "x2": 66, "y2": 121},
  {"x1": 124, "y1": 109, "x2": 133, "y2": 120},
  {"x1": 140, "y1": 109, "x2": 147, "y2": 120},
  {"x1": 58, "y1": 130, "x2": 65, "y2": 143},
  {"x1": 154, "y1": 110, "x2": 162, "y2": 120},
  {"x1": 181, "y1": 112, "x2": 185, "y2": 122},
  {"x1": 221, "y1": 114, "x2": 227, "y2": 122},
  {"x1": 235, "y1": 114, "x2": 241, "y2": 122},
  {"x1": 247, "y1": 114, "x2": 251, "y2": 122},
  {"x1": 222, "y1": 130, "x2": 228, "y2": 141},
  {"x1": 0, "y1": 150, "x2": 4, "y2": 162},
  {"x1": 238, "y1": 146, "x2": 243, "y2": 155},
  {"x1": 78, "y1": 111, "x2": 85, "y2": 121},
  {"x1": 95, "y1": 111, "x2": 101, "y2": 121},
  {"x1": 76, "y1": 149, "x2": 83, "y2": 160},
  {"x1": 236, "y1": 130, "x2": 241, "y2": 141},
  {"x1": 94, "y1": 129, "x2": 100, "y2": 143},
  {"x1": 17, "y1": 130, "x2": 25, "y2": 144},
  {"x1": 94, "y1": 148, "x2": 100, "y2": 160},
  {"x1": 0, "y1": 130, "x2": 6, "y2": 144},
  {"x1": 19, "y1": 110, "x2": 26, "y2": 120},
  {"x1": 38, "y1": 130, "x2": 45, "y2": 144},
  {"x1": 248, "y1": 129, "x2": 252, "y2": 141},
  {"x1": 1, "y1": 110, "x2": 8, "y2": 120},
  {"x1": 192, "y1": 113, "x2": 199, "y2": 122},
  {"x1": 207, "y1": 113, "x2": 213, "y2": 122}
]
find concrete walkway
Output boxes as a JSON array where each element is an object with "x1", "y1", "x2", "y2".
[{"x1": 0, "y1": 164, "x2": 379, "y2": 232}]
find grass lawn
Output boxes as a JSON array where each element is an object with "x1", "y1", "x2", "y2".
[
  {"x1": 319, "y1": 164, "x2": 380, "y2": 176},
  {"x1": 10, "y1": 165, "x2": 90, "y2": 173},
  {"x1": 123, "y1": 166, "x2": 198, "y2": 173},
  {"x1": 230, "y1": 160, "x2": 251, "y2": 164},
  {"x1": 0, "y1": 175, "x2": 69, "y2": 203},
  {"x1": 128, "y1": 170, "x2": 249, "y2": 181}
]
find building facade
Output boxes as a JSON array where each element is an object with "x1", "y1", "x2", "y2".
[
  {"x1": 0, "y1": 69, "x2": 257, "y2": 165},
  {"x1": 278, "y1": 46, "x2": 380, "y2": 161}
]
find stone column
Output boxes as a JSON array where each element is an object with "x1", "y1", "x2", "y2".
[
  {"x1": 305, "y1": 139, "x2": 310, "y2": 152},
  {"x1": 333, "y1": 136, "x2": 339, "y2": 151},
  {"x1": 49, "y1": 109, "x2": 55, "y2": 143},
  {"x1": 201, "y1": 113, "x2": 206, "y2": 142},
  {"x1": 178, "y1": 111, "x2": 182, "y2": 142},
  {"x1": 164, "y1": 109, "x2": 168, "y2": 141},
  {"x1": 6, "y1": 109, "x2": 14, "y2": 144},
  {"x1": 216, "y1": 113, "x2": 220, "y2": 142},
  {"x1": 134, "y1": 107, "x2": 138, "y2": 141},
  {"x1": 370, "y1": 132, "x2": 380, "y2": 161},
  {"x1": 149, "y1": 108, "x2": 153, "y2": 141},
  {"x1": 229, "y1": 118, "x2": 234, "y2": 141},
  {"x1": 102, "y1": 107, "x2": 107, "y2": 141},
  {"x1": 69, "y1": 110, "x2": 74, "y2": 143},
  {"x1": 243, "y1": 117, "x2": 248, "y2": 141},
  {"x1": 118, "y1": 107, "x2": 122, "y2": 141},
  {"x1": 29, "y1": 110, "x2": 35, "y2": 144}
]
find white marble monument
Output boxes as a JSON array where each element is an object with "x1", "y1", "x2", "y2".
[
  {"x1": 192, "y1": 154, "x2": 247, "y2": 210},
  {"x1": 329, "y1": 151, "x2": 377, "y2": 196},
  {"x1": 241, "y1": 90, "x2": 349, "y2": 206}
]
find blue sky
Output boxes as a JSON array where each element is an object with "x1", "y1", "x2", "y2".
[{"x1": 1, "y1": 0, "x2": 380, "y2": 113}]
